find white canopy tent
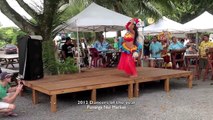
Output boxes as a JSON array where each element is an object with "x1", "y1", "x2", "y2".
[
  {"x1": 183, "y1": 11, "x2": 213, "y2": 32},
  {"x1": 55, "y1": 2, "x2": 133, "y2": 72},
  {"x1": 183, "y1": 11, "x2": 213, "y2": 47},
  {"x1": 144, "y1": 16, "x2": 185, "y2": 34},
  {"x1": 56, "y1": 2, "x2": 132, "y2": 32}
]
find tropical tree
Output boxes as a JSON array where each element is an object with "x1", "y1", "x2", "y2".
[
  {"x1": 163, "y1": 0, "x2": 213, "y2": 23},
  {"x1": 0, "y1": 27, "x2": 26, "y2": 45},
  {"x1": 0, "y1": 0, "x2": 177, "y2": 74},
  {"x1": 0, "y1": 0, "x2": 90, "y2": 74},
  {"x1": 92, "y1": 0, "x2": 175, "y2": 24}
]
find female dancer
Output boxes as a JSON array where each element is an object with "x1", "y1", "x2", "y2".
[{"x1": 117, "y1": 18, "x2": 142, "y2": 77}]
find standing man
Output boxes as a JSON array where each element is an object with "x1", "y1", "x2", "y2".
[
  {"x1": 149, "y1": 36, "x2": 163, "y2": 67},
  {"x1": 199, "y1": 34, "x2": 213, "y2": 74},
  {"x1": 150, "y1": 36, "x2": 163, "y2": 58},
  {"x1": 143, "y1": 38, "x2": 150, "y2": 60},
  {"x1": 62, "y1": 37, "x2": 75, "y2": 60},
  {"x1": 0, "y1": 72, "x2": 23, "y2": 116}
]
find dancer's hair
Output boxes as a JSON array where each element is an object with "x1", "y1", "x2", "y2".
[{"x1": 133, "y1": 24, "x2": 138, "y2": 46}]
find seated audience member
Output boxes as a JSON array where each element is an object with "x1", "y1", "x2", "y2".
[
  {"x1": 93, "y1": 35, "x2": 109, "y2": 52},
  {"x1": 199, "y1": 34, "x2": 213, "y2": 73},
  {"x1": 168, "y1": 36, "x2": 186, "y2": 68},
  {"x1": 186, "y1": 44, "x2": 197, "y2": 54},
  {"x1": 0, "y1": 72, "x2": 24, "y2": 117},
  {"x1": 168, "y1": 36, "x2": 185, "y2": 51},
  {"x1": 62, "y1": 37, "x2": 75, "y2": 60}
]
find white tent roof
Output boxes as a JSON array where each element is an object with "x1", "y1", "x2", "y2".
[
  {"x1": 56, "y1": 3, "x2": 132, "y2": 32},
  {"x1": 183, "y1": 11, "x2": 213, "y2": 32},
  {"x1": 144, "y1": 16, "x2": 185, "y2": 34}
]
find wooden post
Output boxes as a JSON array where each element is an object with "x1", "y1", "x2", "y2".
[
  {"x1": 32, "y1": 89, "x2": 38, "y2": 104},
  {"x1": 203, "y1": 65, "x2": 209, "y2": 81},
  {"x1": 50, "y1": 95, "x2": 57, "y2": 112},
  {"x1": 134, "y1": 82, "x2": 139, "y2": 97},
  {"x1": 164, "y1": 78, "x2": 170, "y2": 92},
  {"x1": 128, "y1": 83, "x2": 133, "y2": 98},
  {"x1": 91, "y1": 89, "x2": 96, "y2": 102},
  {"x1": 188, "y1": 74, "x2": 193, "y2": 88}
]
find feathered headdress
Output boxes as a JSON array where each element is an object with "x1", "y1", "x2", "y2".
[{"x1": 125, "y1": 18, "x2": 143, "y2": 30}]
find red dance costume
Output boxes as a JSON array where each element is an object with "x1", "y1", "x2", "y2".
[{"x1": 118, "y1": 32, "x2": 138, "y2": 76}]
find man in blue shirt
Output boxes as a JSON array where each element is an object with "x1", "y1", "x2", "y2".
[
  {"x1": 149, "y1": 36, "x2": 163, "y2": 67},
  {"x1": 93, "y1": 35, "x2": 109, "y2": 52},
  {"x1": 150, "y1": 36, "x2": 163, "y2": 58},
  {"x1": 168, "y1": 36, "x2": 186, "y2": 69},
  {"x1": 168, "y1": 36, "x2": 185, "y2": 51}
]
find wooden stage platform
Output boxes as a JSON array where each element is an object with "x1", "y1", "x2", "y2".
[{"x1": 25, "y1": 67, "x2": 193, "y2": 112}]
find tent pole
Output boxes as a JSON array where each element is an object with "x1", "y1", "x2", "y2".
[
  {"x1": 104, "y1": 27, "x2": 106, "y2": 39},
  {"x1": 141, "y1": 26, "x2": 144, "y2": 67},
  {"x1": 196, "y1": 32, "x2": 199, "y2": 49},
  {"x1": 76, "y1": 20, "x2": 81, "y2": 73}
]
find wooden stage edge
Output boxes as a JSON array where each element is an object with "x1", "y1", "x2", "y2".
[{"x1": 24, "y1": 67, "x2": 193, "y2": 112}]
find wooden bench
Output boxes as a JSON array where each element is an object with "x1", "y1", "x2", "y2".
[
  {"x1": 1, "y1": 68, "x2": 19, "y2": 74},
  {"x1": 133, "y1": 67, "x2": 193, "y2": 97},
  {"x1": 0, "y1": 54, "x2": 19, "y2": 68},
  {"x1": 25, "y1": 73, "x2": 134, "y2": 112}
]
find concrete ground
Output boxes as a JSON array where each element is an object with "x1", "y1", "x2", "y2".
[
  {"x1": 1, "y1": 75, "x2": 213, "y2": 120},
  {"x1": 1, "y1": 51, "x2": 213, "y2": 120}
]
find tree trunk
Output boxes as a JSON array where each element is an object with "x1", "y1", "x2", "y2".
[{"x1": 0, "y1": 0, "x2": 70, "y2": 75}]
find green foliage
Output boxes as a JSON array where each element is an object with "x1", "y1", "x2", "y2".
[
  {"x1": 42, "y1": 40, "x2": 78, "y2": 75},
  {"x1": 54, "y1": 0, "x2": 90, "y2": 28},
  {"x1": 0, "y1": 41, "x2": 6, "y2": 47},
  {"x1": 93, "y1": 0, "x2": 175, "y2": 23},
  {"x1": 106, "y1": 37, "x2": 114, "y2": 45},
  {"x1": 57, "y1": 57, "x2": 78, "y2": 74},
  {"x1": 42, "y1": 40, "x2": 58, "y2": 75},
  {"x1": 163, "y1": 0, "x2": 213, "y2": 23},
  {"x1": 0, "y1": 27, "x2": 26, "y2": 45}
]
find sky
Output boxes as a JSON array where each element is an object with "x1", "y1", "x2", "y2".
[
  {"x1": 0, "y1": 0, "x2": 121, "y2": 37},
  {"x1": 0, "y1": 0, "x2": 40, "y2": 27},
  {"x1": 0, "y1": 12, "x2": 17, "y2": 27}
]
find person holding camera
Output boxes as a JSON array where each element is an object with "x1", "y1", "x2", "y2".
[{"x1": 0, "y1": 72, "x2": 24, "y2": 117}]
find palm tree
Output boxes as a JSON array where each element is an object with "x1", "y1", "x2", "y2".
[
  {"x1": 91, "y1": 0, "x2": 175, "y2": 23},
  {"x1": 164, "y1": 0, "x2": 213, "y2": 23}
]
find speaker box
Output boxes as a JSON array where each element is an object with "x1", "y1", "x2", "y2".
[{"x1": 18, "y1": 35, "x2": 43, "y2": 80}]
